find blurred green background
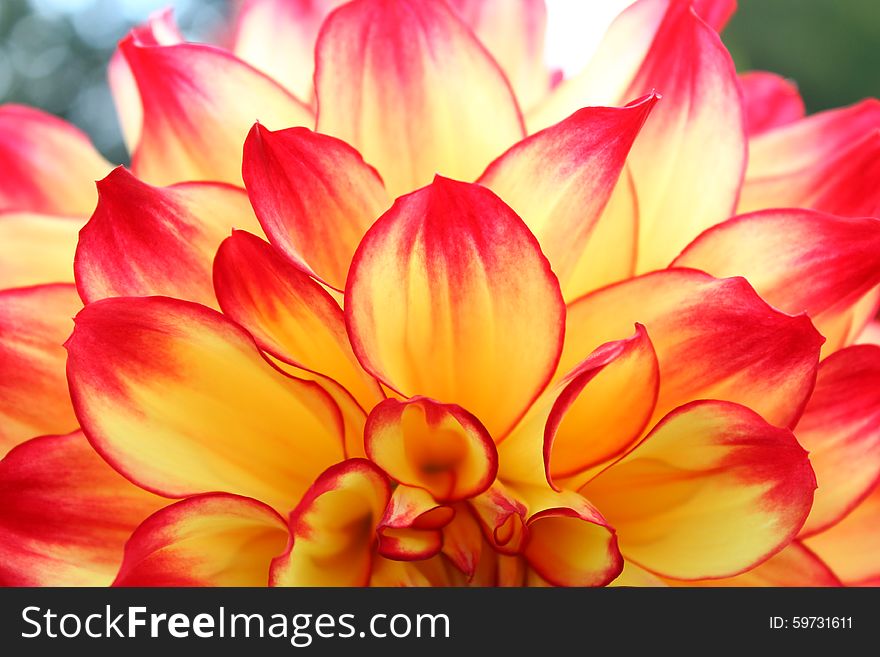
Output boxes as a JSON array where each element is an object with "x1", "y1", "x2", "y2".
[{"x1": 0, "y1": 0, "x2": 877, "y2": 164}]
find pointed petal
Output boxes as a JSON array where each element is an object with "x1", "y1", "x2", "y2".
[
  {"x1": 213, "y1": 230, "x2": 382, "y2": 409},
  {"x1": 65, "y1": 297, "x2": 345, "y2": 511},
  {"x1": 113, "y1": 493, "x2": 288, "y2": 586},
  {"x1": 532, "y1": 0, "x2": 746, "y2": 271},
  {"x1": 377, "y1": 484, "x2": 454, "y2": 560},
  {"x1": 517, "y1": 485, "x2": 623, "y2": 587},
  {"x1": 270, "y1": 459, "x2": 390, "y2": 586},
  {"x1": 447, "y1": 0, "x2": 551, "y2": 109},
  {"x1": 441, "y1": 503, "x2": 484, "y2": 579},
  {"x1": 0, "y1": 432, "x2": 165, "y2": 586},
  {"x1": 674, "y1": 542, "x2": 841, "y2": 587},
  {"x1": 315, "y1": 0, "x2": 525, "y2": 197},
  {"x1": 0, "y1": 212, "x2": 83, "y2": 288},
  {"x1": 795, "y1": 346, "x2": 880, "y2": 536},
  {"x1": 75, "y1": 167, "x2": 261, "y2": 308},
  {"x1": 804, "y1": 482, "x2": 880, "y2": 586},
  {"x1": 479, "y1": 94, "x2": 657, "y2": 300},
  {"x1": 739, "y1": 71, "x2": 805, "y2": 136},
  {"x1": 119, "y1": 35, "x2": 312, "y2": 186},
  {"x1": 469, "y1": 483, "x2": 528, "y2": 555},
  {"x1": 582, "y1": 400, "x2": 816, "y2": 579},
  {"x1": 673, "y1": 209, "x2": 880, "y2": 354},
  {"x1": 108, "y1": 9, "x2": 183, "y2": 154},
  {"x1": 241, "y1": 124, "x2": 390, "y2": 290},
  {"x1": 0, "y1": 285, "x2": 80, "y2": 455},
  {"x1": 740, "y1": 99, "x2": 880, "y2": 217},
  {"x1": 0, "y1": 105, "x2": 110, "y2": 215},
  {"x1": 232, "y1": 0, "x2": 347, "y2": 101},
  {"x1": 365, "y1": 397, "x2": 498, "y2": 503},
  {"x1": 500, "y1": 326, "x2": 659, "y2": 488},
  {"x1": 346, "y1": 177, "x2": 565, "y2": 439},
  {"x1": 691, "y1": 0, "x2": 737, "y2": 31},
  {"x1": 562, "y1": 269, "x2": 824, "y2": 429}
]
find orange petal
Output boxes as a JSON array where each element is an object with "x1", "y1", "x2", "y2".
[
  {"x1": 804, "y1": 481, "x2": 880, "y2": 586},
  {"x1": 447, "y1": 0, "x2": 551, "y2": 109},
  {"x1": 365, "y1": 397, "x2": 498, "y2": 503},
  {"x1": 107, "y1": 9, "x2": 183, "y2": 154},
  {"x1": 0, "y1": 432, "x2": 165, "y2": 586},
  {"x1": 75, "y1": 167, "x2": 261, "y2": 308},
  {"x1": 740, "y1": 99, "x2": 880, "y2": 217},
  {"x1": 582, "y1": 400, "x2": 816, "y2": 580},
  {"x1": 113, "y1": 493, "x2": 288, "y2": 586},
  {"x1": 314, "y1": 0, "x2": 525, "y2": 197},
  {"x1": 377, "y1": 485, "x2": 454, "y2": 561},
  {"x1": 0, "y1": 285, "x2": 80, "y2": 455},
  {"x1": 119, "y1": 34, "x2": 312, "y2": 186},
  {"x1": 271, "y1": 459, "x2": 390, "y2": 586},
  {"x1": 241, "y1": 124, "x2": 390, "y2": 290},
  {"x1": 674, "y1": 542, "x2": 841, "y2": 587},
  {"x1": 232, "y1": 0, "x2": 347, "y2": 101},
  {"x1": 479, "y1": 94, "x2": 657, "y2": 300},
  {"x1": 0, "y1": 105, "x2": 110, "y2": 215},
  {"x1": 531, "y1": 0, "x2": 745, "y2": 271},
  {"x1": 739, "y1": 71, "x2": 805, "y2": 136},
  {"x1": 500, "y1": 325, "x2": 659, "y2": 488},
  {"x1": 346, "y1": 177, "x2": 565, "y2": 439},
  {"x1": 517, "y1": 485, "x2": 623, "y2": 587},
  {"x1": 795, "y1": 346, "x2": 880, "y2": 536},
  {"x1": 65, "y1": 296, "x2": 345, "y2": 511},
  {"x1": 214, "y1": 230, "x2": 382, "y2": 410},
  {"x1": 440, "y1": 504, "x2": 485, "y2": 580},
  {"x1": 562, "y1": 269, "x2": 823, "y2": 429},
  {"x1": 0, "y1": 212, "x2": 83, "y2": 288},
  {"x1": 469, "y1": 483, "x2": 528, "y2": 555},
  {"x1": 673, "y1": 209, "x2": 880, "y2": 354}
]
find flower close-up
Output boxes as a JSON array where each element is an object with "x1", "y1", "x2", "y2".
[{"x1": 1, "y1": 0, "x2": 879, "y2": 588}]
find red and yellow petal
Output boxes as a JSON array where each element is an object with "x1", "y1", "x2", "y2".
[
  {"x1": 0, "y1": 212, "x2": 83, "y2": 288},
  {"x1": 562, "y1": 269, "x2": 824, "y2": 429},
  {"x1": 447, "y1": 0, "x2": 551, "y2": 109},
  {"x1": 517, "y1": 485, "x2": 623, "y2": 587},
  {"x1": 241, "y1": 124, "x2": 390, "y2": 290},
  {"x1": 346, "y1": 177, "x2": 564, "y2": 439},
  {"x1": 0, "y1": 285, "x2": 81, "y2": 455},
  {"x1": 531, "y1": 0, "x2": 746, "y2": 271},
  {"x1": 440, "y1": 503, "x2": 484, "y2": 580},
  {"x1": 107, "y1": 9, "x2": 183, "y2": 154},
  {"x1": 119, "y1": 34, "x2": 312, "y2": 186},
  {"x1": 795, "y1": 346, "x2": 880, "y2": 536},
  {"x1": 75, "y1": 167, "x2": 261, "y2": 307},
  {"x1": 232, "y1": 0, "x2": 347, "y2": 102},
  {"x1": 581, "y1": 400, "x2": 816, "y2": 580},
  {"x1": 740, "y1": 99, "x2": 880, "y2": 217},
  {"x1": 365, "y1": 397, "x2": 498, "y2": 503},
  {"x1": 113, "y1": 494, "x2": 288, "y2": 586},
  {"x1": 0, "y1": 432, "x2": 165, "y2": 586},
  {"x1": 804, "y1": 482, "x2": 880, "y2": 586},
  {"x1": 500, "y1": 325, "x2": 659, "y2": 488},
  {"x1": 479, "y1": 94, "x2": 657, "y2": 301},
  {"x1": 65, "y1": 296, "x2": 345, "y2": 512},
  {"x1": 673, "y1": 209, "x2": 880, "y2": 354},
  {"x1": 214, "y1": 230, "x2": 382, "y2": 410},
  {"x1": 377, "y1": 485, "x2": 453, "y2": 561},
  {"x1": 739, "y1": 71, "x2": 805, "y2": 136},
  {"x1": 315, "y1": 0, "x2": 525, "y2": 197},
  {"x1": 674, "y1": 542, "x2": 842, "y2": 587},
  {"x1": 469, "y1": 483, "x2": 529, "y2": 556},
  {"x1": 271, "y1": 459, "x2": 390, "y2": 586},
  {"x1": 0, "y1": 105, "x2": 110, "y2": 215}
]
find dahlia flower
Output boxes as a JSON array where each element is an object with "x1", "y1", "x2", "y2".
[{"x1": 0, "y1": 0, "x2": 878, "y2": 587}]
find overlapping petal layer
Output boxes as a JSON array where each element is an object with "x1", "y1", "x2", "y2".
[
  {"x1": 0, "y1": 432, "x2": 165, "y2": 586},
  {"x1": 562, "y1": 270, "x2": 823, "y2": 428},
  {"x1": 76, "y1": 167, "x2": 262, "y2": 307},
  {"x1": 0, "y1": 285, "x2": 80, "y2": 455},
  {"x1": 315, "y1": 0, "x2": 525, "y2": 197},
  {"x1": 346, "y1": 177, "x2": 565, "y2": 439},
  {"x1": 739, "y1": 71, "x2": 805, "y2": 135},
  {"x1": 582, "y1": 401, "x2": 816, "y2": 579},
  {"x1": 66, "y1": 297, "x2": 345, "y2": 511}
]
